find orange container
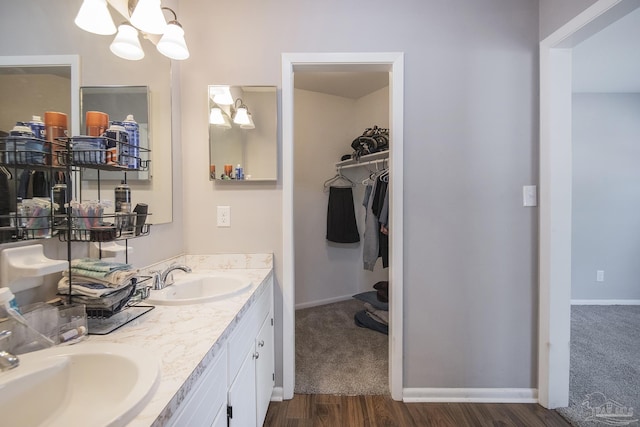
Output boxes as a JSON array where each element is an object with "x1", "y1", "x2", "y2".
[
  {"x1": 44, "y1": 111, "x2": 68, "y2": 166},
  {"x1": 85, "y1": 111, "x2": 109, "y2": 136}
]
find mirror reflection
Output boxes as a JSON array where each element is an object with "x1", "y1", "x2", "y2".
[
  {"x1": 0, "y1": 60, "x2": 76, "y2": 243},
  {"x1": 208, "y1": 85, "x2": 277, "y2": 181},
  {"x1": 80, "y1": 86, "x2": 150, "y2": 181}
]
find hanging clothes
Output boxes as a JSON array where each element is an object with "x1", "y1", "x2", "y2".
[
  {"x1": 362, "y1": 171, "x2": 390, "y2": 270},
  {"x1": 326, "y1": 186, "x2": 360, "y2": 243}
]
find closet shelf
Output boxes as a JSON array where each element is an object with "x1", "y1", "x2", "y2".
[{"x1": 335, "y1": 151, "x2": 388, "y2": 171}]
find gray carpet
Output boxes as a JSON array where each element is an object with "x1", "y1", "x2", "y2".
[
  {"x1": 557, "y1": 306, "x2": 640, "y2": 426},
  {"x1": 295, "y1": 298, "x2": 389, "y2": 395}
]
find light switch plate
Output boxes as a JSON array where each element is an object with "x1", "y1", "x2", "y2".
[
  {"x1": 523, "y1": 185, "x2": 537, "y2": 207},
  {"x1": 217, "y1": 206, "x2": 230, "y2": 227}
]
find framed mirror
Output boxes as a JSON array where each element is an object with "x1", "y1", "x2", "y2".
[
  {"x1": 208, "y1": 85, "x2": 277, "y2": 181},
  {"x1": 80, "y1": 86, "x2": 150, "y2": 181}
]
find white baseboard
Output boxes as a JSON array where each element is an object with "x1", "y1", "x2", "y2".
[
  {"x1": 295, "y1": 294, "x2": 353, "y2": 310},
  {"x1": 271, "y1": 387, "x2": 284, "y2": 402},
  {"x1": 571, "y1": 299, "x2": 640, "y2": 305},
  {"x1": 403, "y1": 388, "x2": 538, "y2": 403}
]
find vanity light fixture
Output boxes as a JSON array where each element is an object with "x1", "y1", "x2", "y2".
[
  {"x1": 232, "y1": 99, "x2": 251, "y2": 125},
  {"x1": 129, "y1": 0, "x2": 167, "y2": 35},
  {"x1": 74, "y1": 0, "x2": 116, "y2": 35},
  {"x1": 156, "y1": 8, "x2": 189, "y2": 60},
  {"x1": 110, "y1": 23, "x2": 145, "y2": 60},
  {"x1": 75, "y1": 1, "x2": 190, "y2": 61}
]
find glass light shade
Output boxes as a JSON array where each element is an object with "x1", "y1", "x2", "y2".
[
  {"x1": 240, "y1": 113, "x2": 255, "y2": 129},
  {"x1": 234, "y1": 107, "x2": 250, "y2": 125},
  {"x1": 157, "y1": 22, "x2": 190, "y2": 60},
  {"x1": 209, "y1": 107, "x2": 225, "y2": 125},
  {"x1": 110, "y1": 24, "x2": 145, "y2": 61},
  {"x1": 212, "y1": 90, "x2": 234, "y2": 106},
  {"x1": 130, "y1": 0, "x2": 167, "y2": 35},
  {"x1": 74, "y1": 0, "x2": 116, "y2": 35}
]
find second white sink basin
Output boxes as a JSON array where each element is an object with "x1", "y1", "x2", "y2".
[
  {"x1": 146, "y1": 271, "x2": 253, "y2": 305},
  {"x1": 0, "y1": 342, "x2": 160, "y2": 427}
]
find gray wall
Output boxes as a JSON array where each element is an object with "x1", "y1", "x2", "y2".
[
  {"x1": 572, "y1": 93, "x2": 640, "y2": 300},
  {"x1": 539, "y1": 0, "x2": 599, "y2": 40},
  {"x1": 180, "y1": 0, "x2": 540, "y2": 389}
]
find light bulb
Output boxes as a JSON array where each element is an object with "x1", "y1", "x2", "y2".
[{"x1": 234, "y1": 107, "x2": 250, "y2": 125}]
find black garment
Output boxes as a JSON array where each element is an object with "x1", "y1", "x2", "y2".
[
  {"x1": 371, "y1": 176, "x2": 389, "y2": 268},
  {"x1": 326, "y1": 186, "x2": 360, "y2": 243}
]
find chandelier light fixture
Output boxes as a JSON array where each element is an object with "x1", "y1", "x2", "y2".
[{"x1": 74, "y1": 0, "x2": 189, "y2": 61}]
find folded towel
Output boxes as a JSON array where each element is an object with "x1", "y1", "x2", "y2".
[
  {"x1": 62, "y1": 269, "x2": 137, "y2": 288},
  {"x1": 57, "y1": 277, "x2": 131, "y2": 297},
  {"x1": 70, "y1": 257, "x2": 132, "y2": 274}
]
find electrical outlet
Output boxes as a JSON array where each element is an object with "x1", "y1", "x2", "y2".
[
  {"x1": 217, "y1": 206, "x2": 230, "y2": 227},
  {"x1": 596, "y1": 270, "x2": 604, "y2": 282}
]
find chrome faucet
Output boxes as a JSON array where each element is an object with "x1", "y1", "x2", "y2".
[
  {"x1": 152, "y1": 264, "x2": 192, "y2": 290},
  {"x1": 0, "y1": 330, "x2": 19, "y2": 371}
]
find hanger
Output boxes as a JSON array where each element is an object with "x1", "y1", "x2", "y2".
[{"x1": 323, "y1": 169, "x2": 356, "y2": 191}]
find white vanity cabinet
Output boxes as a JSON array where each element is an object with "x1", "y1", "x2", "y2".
[
  {"x1": 227, "y1": 277, "x2": 274, "y2": 427},
  {"x1": 165, "y1": 346, "x2": 228, "y2": 427},
  {"x1": 165, "y1": 276, "x2": 274, "y2": 427}
]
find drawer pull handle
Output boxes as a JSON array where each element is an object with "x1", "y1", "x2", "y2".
[
  {"x1": 258, "y1": 340, "x2": 265, "y2": 347},
  {"x1": 253, "y1": 352, "x2": 260, "y2": 360}
]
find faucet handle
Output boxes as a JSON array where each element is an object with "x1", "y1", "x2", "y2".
[{"x1": 150, "y1": 270, "x2": 162, "y2": 290}]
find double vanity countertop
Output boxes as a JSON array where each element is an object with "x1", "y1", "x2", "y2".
[{"x1": 86, "y1": 254, "x2": 274, "y2": 426}]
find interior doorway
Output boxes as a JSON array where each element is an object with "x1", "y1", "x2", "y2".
[
  {"x1": 281, "y1": 52, "x2": 404, "y2": 400},
  {"x1": 538, "y1": 0, "x2": 640, "y2": 409}
]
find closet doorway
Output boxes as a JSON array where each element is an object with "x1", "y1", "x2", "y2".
[{"x1": 282, "y1": 53, "x2": 404, "y2": 400}]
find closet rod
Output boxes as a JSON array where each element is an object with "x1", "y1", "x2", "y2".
[{"x1": 336, "y1": 158, "x2": 387, "y2": 172}]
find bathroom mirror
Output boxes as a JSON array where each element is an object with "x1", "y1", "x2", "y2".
[
  {"x1": 80, "y1": 86, "x2": 150, "y2": 181},
  {"x1": 208, "y1": 85, "x2": 277, "y2": 181}
]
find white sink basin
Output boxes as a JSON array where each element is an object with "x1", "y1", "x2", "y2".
[
  {"x1": 146, "y1": 271, "x2": 253, "y2": 306},
  {"x1": 0, "y1": 342, "x2": 160, "y2": 427}
]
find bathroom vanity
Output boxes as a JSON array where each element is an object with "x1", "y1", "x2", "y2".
[{"x1": 88, "y1": 254, "x2": 275, "y2": 427}]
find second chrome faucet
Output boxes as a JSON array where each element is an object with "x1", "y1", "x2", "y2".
[{"x1": 152, "y1": 264, "x2": 192, "y2": 290}]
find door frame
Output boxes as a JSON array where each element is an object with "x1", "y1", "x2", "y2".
[
  {"x1": 281, "y1": 52, "x2": 405, "y2": 400},
  {"x1": 538, "y1": 0, "x2": 638, "y2": 408}
]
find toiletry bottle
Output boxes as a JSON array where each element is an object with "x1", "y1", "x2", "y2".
[
  {"x1": 0, "y1": 288, "x2": 21, "y2": 314},
  {"x1": 236, "y1": 164, "x2": 244, "y2": 180},
  {"x1": 122, "y1": 114, "x2": 139, "y2": 169},
  {"x1": 115, "y1": 181, "x2": 131, "y2": 213},
  {"x1": 28, "y1": 115, "x2": 45, "y2": 140}
]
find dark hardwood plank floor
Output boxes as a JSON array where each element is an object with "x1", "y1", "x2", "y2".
[{"x1": 264, "y1": 394, "x2": 570, "y2": 427}]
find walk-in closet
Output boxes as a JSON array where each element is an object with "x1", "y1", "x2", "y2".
[{"x1": 292, "y1": 69, "x2": 391, "y2": 395}]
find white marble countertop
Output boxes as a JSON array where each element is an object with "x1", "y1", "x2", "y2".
[{"x1": 84, "y1": 254, "x2": 274, "y2": 426}]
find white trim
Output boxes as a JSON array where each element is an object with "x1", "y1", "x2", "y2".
[
  {"x1": 403, "y1": 388, "x2": 538, "y2": 404},
  {"x1": 0, "y1": 55, "x2": 81, "y2": 138},
  {"x1": 571, "y1": 299, "x2": 640, "y2": 305},
  {"x1": 270, "y1": 387, "x2": 284, "y2": 402},
  {"x1": 538, "y1": 0, "x2": 638, "y2": 410},
  {"x1": 295, "y1": 294, "x2": 353, "y2": 310},
  {"x1": 282, "y1": 52, "x2": 404, "y2": 401}
]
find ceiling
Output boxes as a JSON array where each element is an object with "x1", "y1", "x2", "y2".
[
  {"x1": 572, "y1": 6, "x2": 640, "y2": 93},
  {"x1": 294, "y1": 71, "x2": 389, "y2": 99}
]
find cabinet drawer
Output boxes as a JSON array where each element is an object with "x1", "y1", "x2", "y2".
[
  {"x1": 167, "y1": 347, "x2": 228, "y2": 427},
  {"x1": 227, "y1": 278, "x2": 272, "y2": 383}
]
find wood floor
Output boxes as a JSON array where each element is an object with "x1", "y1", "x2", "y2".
[{"x1": 264, "y1": 394, "x2": 570, "y2": 427}]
